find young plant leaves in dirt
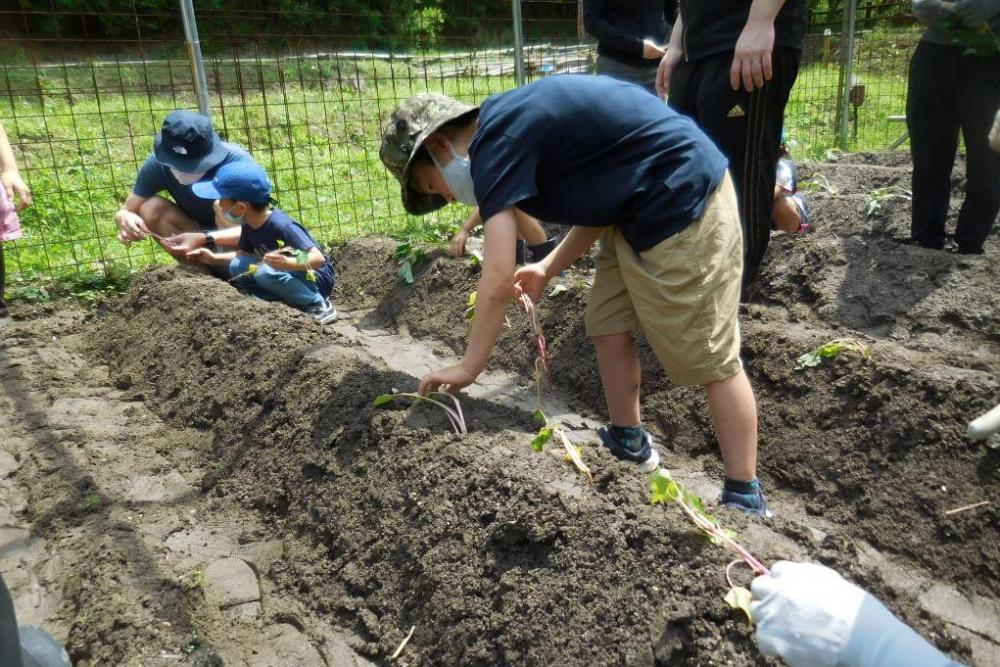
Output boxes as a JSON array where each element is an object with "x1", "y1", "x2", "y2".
[
  {"x1": 532, "y1": 424, "x2": 554, "y2": 453},
  {"x1": 864, "y1": 186, "x2": 911, "y2": 218},
  {"x1": 650, "y1": 469, "x2": 769, "y2": 620},
  {"x1": 549, "y1": 283, "x2": 569, "y2": 298},
  {"x1": 556, "y1": 428, "x2": 593, "y2": 484},
  {"x1": 724, "y1": 585, "x2": 753, "y2": 623},
  {"x1": 394, "y1": 242, "x2": 429, "y2": 285},
  {"x1": 795, "y1": 337, "x2": 871, "y2": 370},
  {"x1": 372, "y1": 389, "x2": 467, "y2": 434},
  {"x1": 465, "y1": 291, "x2": 477, "y2": 321}
]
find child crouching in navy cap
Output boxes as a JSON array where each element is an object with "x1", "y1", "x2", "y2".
[{"x1": 189, "y1": 162, "x2": 337, "y2": 324}]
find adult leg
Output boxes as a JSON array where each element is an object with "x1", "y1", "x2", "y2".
[
  {"x1": 137, "y1": 196, "x2": 202, "y2": 263},
  {"x1": 251, "y1": 264, "x2": 324, "y2": 309},
  {"x1": 137, "y1": 195, "x2": 200, "y2": 237},
  {"x1": 683, "y1": 49, "x2": 799, "y2": 298},
  {"x1": 953, "y1": 53, "x2": 1000, "y2": 253},
  {"x1": 907, "y1": 41, "x2": 961, "y2": 249}
]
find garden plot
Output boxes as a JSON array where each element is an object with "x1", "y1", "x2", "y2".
[{"x1": 0, "y1": 153, "x2": 997, "y2": 666}]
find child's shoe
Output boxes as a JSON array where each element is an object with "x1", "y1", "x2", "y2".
[
  {"x1": 527, "y1": 237, "x2": 559, "y2": 262},
  {"x1": 597, "y1": 425, "x2": 660, "y2": 473},
  {"x1": 309, "y1": 298, "x2": 338, "y2": 325},
  {"x1": 720, "y1": 478, "x2": 771, "y2": 517}
]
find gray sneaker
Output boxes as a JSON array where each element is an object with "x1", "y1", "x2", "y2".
[{"x1": 309, "y1": 298, "x2": 337, "y2": 324}]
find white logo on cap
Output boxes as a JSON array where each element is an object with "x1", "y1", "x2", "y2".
[{"x1": 172, "y1": 145, "x2": 188, "y2": 155}]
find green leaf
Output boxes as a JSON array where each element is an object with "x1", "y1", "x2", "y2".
[
  {"x1": 468, "y1": 250, "x2": 483, "y2": 266},
  {"x1": 819, "y1": 342, "x2": 842, "y2": 359},
  {"x1": 531, "y1": 425, "x2": 553, "y2": 453},
  {"x1": 276, "y1": 239, "x2": 286, "y2": 248},
  {"x1": 394, "y1": 241, "x2": 412, "y2": 260},
  {"x1": 795, "y1": 350, "x2": 822, "y2": 369},
  {"x1": 372, "y1": 394, "x2": 396, "y2": 407},
  {"x1": 533, "y1": 408, "x2": 547, "y2": 424},
  {"x1": 293, "y1": 249, "x2": 310, "y2": 265},
  {"x1": 549, "y1": 284, "x2": 569, "y2": 298},
  {"x1": 398, "y1": 261, "x2": 415, "y2": 284},
  {"x1": 724, "y1": 586, "x2": 754, "y2": 624},
  {"x1": 305, "y1": 269, "x2": 317, "y2": 283},
  {"x1": 650, "y1": 469, "x2": 673, "y2": 505}
]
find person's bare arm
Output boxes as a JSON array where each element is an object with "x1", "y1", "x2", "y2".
[
  {"x1": 0, "y1": 121, "x2": 31, "y2": 211},
  {"x1": 656, "y1": 13, "x2": 685, "y2": 98},
  {"x1": 115, "y1": 192, "x2": 151, "y2": 242}
]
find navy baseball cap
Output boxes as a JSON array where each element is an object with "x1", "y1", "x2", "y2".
[
  {"x1": 153, "y1": 110, "x2": 229, "y2": 173},
  {"x1": 192, "y1": 162, "x2": 272, "y2": 204}
]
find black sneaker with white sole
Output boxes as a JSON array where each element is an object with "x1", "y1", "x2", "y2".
[{"x1": 597, "y1": 425, "x2": 660, "y2": 473}]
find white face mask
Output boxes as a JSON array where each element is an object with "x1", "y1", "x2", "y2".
[
  {"x1": 429, "y1": 140, "x2": 477, "y2": 207},
  {"x1": 169, "y1": 168, "x2": 208, "y2": 185}
]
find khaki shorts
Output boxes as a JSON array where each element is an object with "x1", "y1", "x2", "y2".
[{"x1": 585, "y1": 173, "x2": 744, "y2": 386}]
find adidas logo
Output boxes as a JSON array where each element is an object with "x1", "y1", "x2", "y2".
[{"x1": 727, "y1": 104, "x2": 746, "y2": 118}]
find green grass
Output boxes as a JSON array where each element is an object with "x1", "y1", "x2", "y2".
[{"x1": 0, "y1": 33, "x2": 918, "y2": 291}]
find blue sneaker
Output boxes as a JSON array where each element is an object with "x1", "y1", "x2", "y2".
[
  {"x1": 720, "y1": 479, "x2": 771, "y2": 517},
  {"x1": 597, "y1": 426, "x2": 660, "y2": 473}
]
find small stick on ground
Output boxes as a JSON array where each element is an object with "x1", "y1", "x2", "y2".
[
  {"x1": 391, "y1": 625, "x2": 416, "y2": 660},
  {"x1": 943, "y1": 500, "x2": 990, "y2": 516}
]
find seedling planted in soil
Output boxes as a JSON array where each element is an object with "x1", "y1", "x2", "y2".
[
  {"x1": 796, "y1": 337, "x2": 871, "y2": 370},
  {"x1": 650, "y1": 469, "x2": 769, "y2": 623},
  {"x1": 394, "y1": 241, "x2": 429, "y2": 285},
  {"x1": 865, "y1": 186, "x2": 911, "y2": 218},
  {"x1": 373, "y1": 389, "x2": 467, "y2": 434}
]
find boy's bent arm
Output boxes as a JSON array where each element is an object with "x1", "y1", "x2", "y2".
[
  {"x1": 462, "y1": 208, "x2": 518, "y2": 374},
  {"x1": 540, "y1": 225, "x2": 605, "y2": 278}
]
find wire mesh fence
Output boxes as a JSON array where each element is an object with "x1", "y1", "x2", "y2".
[{"x1": 1, "y1": 0, "x2": 917, "y2": 291}]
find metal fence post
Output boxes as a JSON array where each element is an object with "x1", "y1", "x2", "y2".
[
  {"x1": 512, "y1": 0, "x2": 526, "y2": 86},
  {"x1": 180, "y1": 0, "x2": 211, "y2": 116},
  {"x1": 836, "y1": 0, "x2": 858, "y2": 150}
]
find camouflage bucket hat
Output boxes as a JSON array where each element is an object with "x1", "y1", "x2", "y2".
[{"x1": 379, "y1": 93, "x2": 477, "y2": 215}]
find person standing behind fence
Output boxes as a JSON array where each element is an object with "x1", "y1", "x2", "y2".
[
  {"x1": 584, "y1": 1, "x2": 677, "y2": 94},
  {"x1": 0, "y1": 120, "x2": 33, "y2": 318},
  {"x1": 656, "y1": 0, "x2": 808, "y2": 298},
  {"x1": 907, "y1": 0, "x2": 1000, "y2": 255},
  {"x1": 113, "y1": 110, "x2": 258, "y2": 265}
]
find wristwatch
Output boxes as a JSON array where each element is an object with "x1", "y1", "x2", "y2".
[{"x1": 204, "y1": 231, "x2": 216, "y2": 248}]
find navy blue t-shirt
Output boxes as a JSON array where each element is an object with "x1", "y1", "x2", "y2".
[
  {"x1": 470, "y1": 75, "x2": 728, "y2": 251},
  {"x1": 237, "y1": 209, "x2": 335, "y2": 297},
  {"x1": 132, "y1": 142, "x2": 254, "y2": 230}
]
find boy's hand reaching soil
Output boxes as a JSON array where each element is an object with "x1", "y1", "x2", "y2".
[{"x1": 419, "y1": 363, "x2": 476, "y2": 396}]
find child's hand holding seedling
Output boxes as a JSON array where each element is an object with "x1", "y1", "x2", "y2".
[{"x1": 513, "y1": 262, "x2": 548, "y2": 303}]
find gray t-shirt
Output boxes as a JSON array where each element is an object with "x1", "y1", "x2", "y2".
[{"x1": 131, "y1": 142, "x2": 254, "y2": 230}]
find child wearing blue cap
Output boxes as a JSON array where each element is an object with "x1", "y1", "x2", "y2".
[{"x1": 188, "y1": 162, "x2": 337, "y2": 324}]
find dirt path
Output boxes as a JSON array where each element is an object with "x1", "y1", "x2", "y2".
[{"x1": 0, "y1": 309, "x2": 374, "y2": 666}]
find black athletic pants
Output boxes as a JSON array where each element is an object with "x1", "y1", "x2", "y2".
[
  {"x1": 907, "y1": 41, "x2": 1000, "y2": 252},
  {"x1": 669, "y1": 47, "x2": 801, "y2": 297}
]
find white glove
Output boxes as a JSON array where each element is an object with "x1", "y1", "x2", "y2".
[
  {"x1": 954, "y1": 0, "x2": 998, "y2": 27},
  {"x1": 912, "y1": 0, "x2": 955, "y2": 25},
  {"x1": 750, "y1": 561, "x2": 963, "y2": 667}
]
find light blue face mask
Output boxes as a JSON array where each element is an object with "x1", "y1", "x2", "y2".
[
  {"x1": 223, "y1": 204, "x2": 244, "y2": 225},
  {"x1": 429, "y1": 140, "x2": 477, "y2": 207}
]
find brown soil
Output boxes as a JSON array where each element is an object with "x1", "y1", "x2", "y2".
[{"x1": 0, "y1": 152, "x2": 997, "y2": 666}]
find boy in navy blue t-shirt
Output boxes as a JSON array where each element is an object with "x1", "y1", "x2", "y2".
[
  {"x1": 380, "y1": 76, "x2": 767, "y2": 516},
  {"x1": 188, "y1": 163, "x2": 337, "y2": 324}
]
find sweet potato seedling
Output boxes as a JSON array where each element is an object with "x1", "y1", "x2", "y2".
[
  {"x1": 373, "y1": 389, "x2": 467, "y2": 434},
  {"x1": 394, "y1": 241, "x2": 429, "y2": 285},
  {"x1": 865, "y1": 186, "x2": 911, "y2": 218},
  {"x1": 650, "y1": 469, "x2": 768, "y2": 622},
  {"x1": 520, "y1": 296, "x2": 592, "y2": 482},
  {"x1": 796, "y1": 337, "x2": 871, "y2": 370}
]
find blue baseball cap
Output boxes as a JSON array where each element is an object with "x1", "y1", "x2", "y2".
[
  {"x1": 192, "y1": 162, "x2": 272, "y2": 204},
  {"x1": 153, "y1": 110, "x2": 229, "y2": 173}
]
